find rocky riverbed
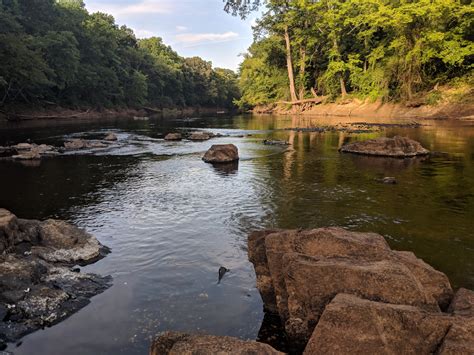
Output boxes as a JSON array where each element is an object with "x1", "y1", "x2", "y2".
[
  {"x1": 151, "y1": 227, "x2": 474, "y2": 354},
  {"x1": 0, "y1": 209, "x2": 111, "y2": 350}
]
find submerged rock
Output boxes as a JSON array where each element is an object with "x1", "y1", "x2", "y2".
[
  {"x1": 248, "y1": 227, "x2": 457, "y2": 350},
  {"x1": 164, "y1": 133, "x2": 182, "y2": 141},
  {"x1": 150, "y1": 331, "x2": 283, "y2": 355},
  {"x1": 0, "y1": 209, "x2": 111, "y2": 343},
  {"x1": 203, "y1": 144, "x2": 239, "y2": 163},
  {"x1": 103, "y1": 133, "x2": 118, "y2": 141},
  {"x1": 339, "y1": 136, "x2": 430, "y2": 157},
  {"x1": 263, "y1": 140, "x2": 290, "y2": 146},
  {"x1": 377, "y1": 176, "x2": 397, "y2": 184}
]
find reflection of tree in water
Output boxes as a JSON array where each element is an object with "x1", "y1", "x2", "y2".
[{"x1": 0, "y1": 155, "x2": 143, "y2": 220}]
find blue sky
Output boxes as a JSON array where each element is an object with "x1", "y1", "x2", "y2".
[{"x1": 84, "y1": 0, "x2": 259, "y2": 71}]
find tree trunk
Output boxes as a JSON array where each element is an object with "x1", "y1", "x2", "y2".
[
  {"x1": 298, "y1": 46, "x2": 306, "y2": 100},
  {"x1": 284, "y1": 25, "x2": 298, "y2": 102},
  {"x1": 340, "y1": 76, "x2": 347, "y2": 98}
]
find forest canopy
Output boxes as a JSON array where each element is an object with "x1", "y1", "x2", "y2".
[
  {"x1": 229, "y1": 0, "x2": 474, "y2": 108},
  {"x1": 0, "y1": 0, "x2": 240, "y2": 109}
]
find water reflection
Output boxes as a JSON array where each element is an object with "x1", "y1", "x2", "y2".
[{"x1": 0, "y1": 114, "x2": 473, "y2": 354}]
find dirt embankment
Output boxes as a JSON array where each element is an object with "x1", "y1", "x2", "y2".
[
  {"x1": 0, "y1": 106, "x2": 234, "y2": 122},
  {"x1": 254, "y1": 99, "x2": 474, "y2": 120}
]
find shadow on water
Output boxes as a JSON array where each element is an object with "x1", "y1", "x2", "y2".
[
  {"x1": 210, "y1": 161, "x2": 239, "y2": 176},
  {"x1": 0, "y1": 114, "x2": 473, "y2": 354}
]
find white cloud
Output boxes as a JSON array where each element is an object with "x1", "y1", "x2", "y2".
[
  {"x1": 134, "y1": 29, "x2": 156, "y2": 38},
  {"x1": 174, "y1": 31, "x2": 239, "y2": 46},
  {"x1": 87, "y1": 0, "x2": 173, "y2": 17},
  {"x1": 176, "y1": 25, "x2": 188, "y2": 32}
]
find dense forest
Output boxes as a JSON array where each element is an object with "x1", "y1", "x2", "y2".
[
  {"x1": 0, "y1": 0, "x2": 240, "y2": 110},
  {"x1": 227, "y1": 0, "x2": 473, "y2": 108}
]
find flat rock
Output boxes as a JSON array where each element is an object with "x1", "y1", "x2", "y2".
[
  {"x1": 202, "y1": 144, "x2": 239, "y2": 163},
  {"x1": 164, "y1": 133, "x2": 182, "y2": 141},
  {"x1": 150, "y1": 331, "x2": 283, "y2": 355},
  {"x1": 304, "y1": 294, "x2": 454, "y2": 355},
  {"x1": 339, "y1": 136, "x2": 430, "y2": 157},
  {"x1": 189, "y1": 132, "x2": 212, "y2": 141}
]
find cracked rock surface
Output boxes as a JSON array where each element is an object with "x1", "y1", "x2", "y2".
[{"x1": 0, "y1": 209, "x2": 111, "y2": 347}]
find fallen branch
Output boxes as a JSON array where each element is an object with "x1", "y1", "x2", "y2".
[{"x1": 276, "y1": 96, "x2": 326, "y2": 105}]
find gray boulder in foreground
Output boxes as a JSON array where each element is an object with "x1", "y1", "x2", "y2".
[
  {"x1": 339, "y1": 136, "x2": 430, "y2": 157},
  {"x1": 150, "y1": 331, "x2": 283, "y2": 355},
  {"x1": 0, "y1": 209, "x2": 111, "y2": 345},
  {"x1": 202, "y1": 144, "x2": 239, "y2": 163}
]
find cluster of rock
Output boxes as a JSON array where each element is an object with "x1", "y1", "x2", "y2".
[
  {"x1": 63, "y1": 133, "x2": 118, "y2": 150},
  {"x1": 247, "y1": 227, "x2": 473, "y2": 353},
  {"x1": 0, "y1": 133, "x2": 119, "y2": 163},
  {"x1": 339, "y1": 136, "x2": 430, "y2": 157},
  {"x1": 0, "y1": 209, "x2": 111, "y2": 349},
  {"x1": 0, "y1": 143, "x2": 59, "y2": 160}
]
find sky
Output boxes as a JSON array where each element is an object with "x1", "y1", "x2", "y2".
[{"x1": 84, "y1": 0, "x2": 260, "y2": 71}]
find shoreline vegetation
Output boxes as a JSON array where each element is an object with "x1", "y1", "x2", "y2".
[
  {"x1": 0, "y1": 1, "x2": 239, "y2": 116},
  {"x1": 227, "y1": 0, "x2": 473, "y2": 116}
]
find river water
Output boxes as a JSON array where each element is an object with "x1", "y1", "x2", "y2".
[{"x1": 0, "y1": 114, "x2": 473, "y2": 354}]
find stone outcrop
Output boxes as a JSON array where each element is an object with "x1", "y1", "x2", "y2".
[
  {"x1": 150, "y1": 331, "x2": 283, "y2": 355},
  {"x1": 339, "y1": 136, "x2": 430, "y2": 157},
  {"x1": 247, "y1": 227, "x2": 463, "y2": 351},
  {"x1": 164, "y1": 133, "x2": 182, "y2": 141},
  {"x1": 0, "y1": 209, "x2": 111, "y2": 345},
  {"x1": 202, "y1": 144, "x2": 239, "y2": 163}
]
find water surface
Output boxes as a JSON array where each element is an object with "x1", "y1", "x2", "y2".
[{"x1": 0, "y1": 114, "x2": 473, "y2": 354}]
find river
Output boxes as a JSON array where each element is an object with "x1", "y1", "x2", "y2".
[{"x1": 0, "y1": 114, "x2": 473, "y2": 354}]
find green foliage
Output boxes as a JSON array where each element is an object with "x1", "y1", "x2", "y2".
[
  {"x1": 237, "y1": 0, "x2": 474, "y2": 106},
  {"x1": 0, "y1": 0, "x2": 240, "y2": 109}
]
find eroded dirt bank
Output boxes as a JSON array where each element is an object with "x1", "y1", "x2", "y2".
[{"x1": 254, "y1": 100, "x2": 474, "y2": 120}]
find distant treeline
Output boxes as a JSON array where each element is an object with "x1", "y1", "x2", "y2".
[
  {"x1": 0, "y1": 0, "x2": 240, "y2": 109},
  {"x1": 227, "y1": 0, "x2": 473, "y2": 108}
]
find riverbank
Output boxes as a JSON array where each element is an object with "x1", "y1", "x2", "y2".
[
  {"x1": 254, "y1": 99, "x2": 474, "y2": 120},
  {"x1": 0, "y1": 106, "x2": 236, "y2": 122}
]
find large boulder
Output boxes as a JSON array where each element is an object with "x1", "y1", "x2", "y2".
[
  {"x1": 202, "y1": 144, "x2": 239, "y2": 163},
  {"x1": 339, "y1": 136, "x2": 430, "y2": 157},
  {"x1": 248, "y1": 228, "x2": 454, "y2": 347},
  {"x1": 303, "y1": 294, "x2": 457, "y2": 355},
  {"x1": 150, "y1": 331, "x2": 283, "y2": 355}
]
